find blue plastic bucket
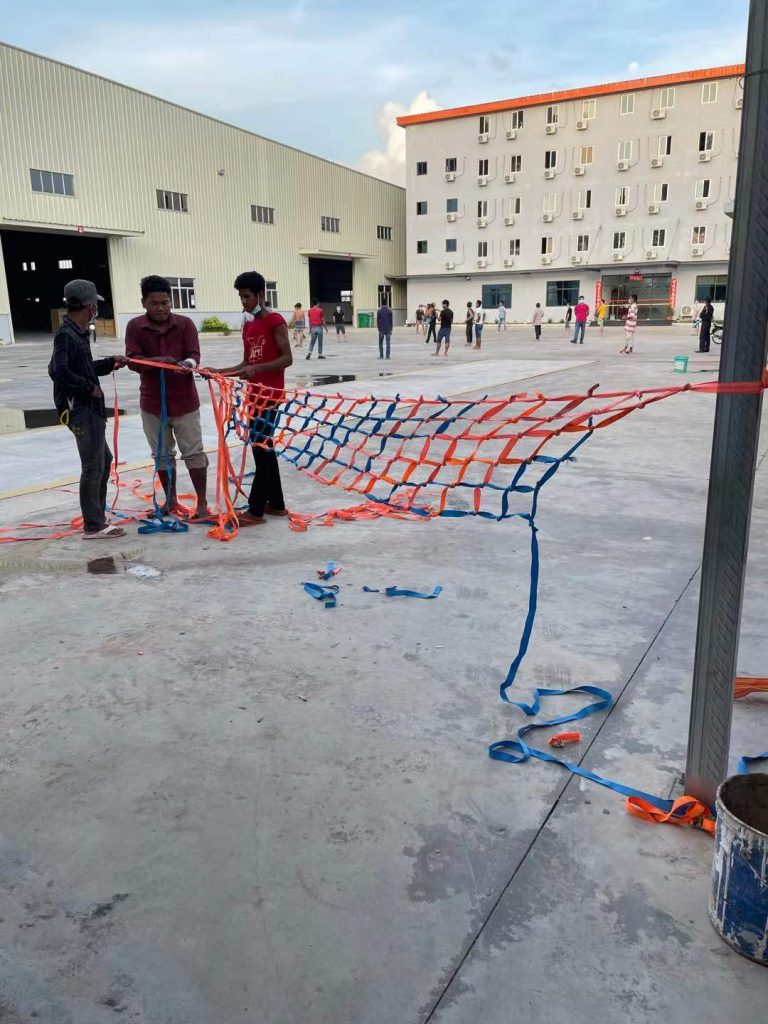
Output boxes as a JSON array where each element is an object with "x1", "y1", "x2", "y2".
[
  {"x1": 709, "y1": 773, "x2": 768, "y2": 964},
  {"x1": 673, "y1": 355, "x2": 689, "y2": 373}
]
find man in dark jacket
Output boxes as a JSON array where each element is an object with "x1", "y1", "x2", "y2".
[
  {"x1": 698, "y1": 298, "x2": 714, "y2": 353},
  {"x1": 48, "y1": 279, "x2": 128, "y2": 538},
  {"x1": 377, "y1": 300, "x2": 394, "y2": 359}
]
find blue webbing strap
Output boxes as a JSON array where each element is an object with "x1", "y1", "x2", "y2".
[
  {"x1": 138, "y1": 369, "x2": 189, "y2": 536},
  {"x1": 737, "y1": 752, "x2": 768, "y2": 774},
  {"x1": 362, "y1": 585, "x2": 442, "y2": 598},
  {"x1": 303, "y1": 581, "x2": 339, "y2": 608}
]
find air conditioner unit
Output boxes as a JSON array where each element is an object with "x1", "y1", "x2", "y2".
[
  {"x1": 572, "y1": 210, "x2": 584, "y2": 220},
  {"x1": 479, "y1": 132, "x2": 490, "y2": 144},
  {"x1": 651, "y1": 156, "x2": 664, "y2": 168},
  {"x1": 503, "y1": 257, "x2": 515, "y2": 267},
  {"x1": 541, "y1": 255, "x2": 552, "y2": 265},
  {"x1": 543, "y1": 212, "x2": 554, "y2": 223},
  {"x1": 612, "y1": 251, "x2": 625, "y2": 261},
  {"x1": 504, "y1": 172, "x2": 516, "y2": 184},
  {"x1": 648, "y1": 202, "x2": 660, "y2": 214},
  {"x1": 478, "y1": 175, "x2": 489, "y2": 186},
  {"x1": 695, "y1": 199, "x2": 708, "y2": 211},
  {"x1": 445, "y1": 261, "x2": 456, "y2": 270},
  {"x1": 544, "y1": 168, "x2": 556, "y2": 180},
  {"x1": 446, "y1": 212, "x2": 457, "y2": 222},
  {"x1": 615, "y1": 206, "x2": 627, "y2": 217},
  {"x1": 546, "y1": 124, "x2": 557, "y2": 135},
  {"x1": 651, "y1": 107, "x2": 666, "y2": 119},
  {"x1": 681, "y1": 305, "x2": 692, "y2": 318},
  {"x1": 476, "y1": 258, "x2": 488, "y2": 268},
  {"x1": 736, "y1": 97, "x2": 743, "y2": 110},
  {"x1": 571, "y1": 254, "x2": 583, "y2": 264},
  {"x1": 699, "y1": 151, "x2": 712, "y2": 162},
  {"x1": 574, "y1": 165, "x2": 586, "y2": 176},
  {"x1": 506, "y1": 128, "x2": 517, "y2": 140},
  {"x1": 691, "y1": 246, "x2": 705, "y2": 257},
  {"x1": 576, "y1": 120, "x2": 587, "y2": 131},
  {"x1": 445, "y1": 171, "x2": 456, "y2": 182},
  {"x1": 646, "y1": 249, "x2": 658, "y2": 260},
  {"x1": 504, "y1": 215, "x2": 515, "y2": 226},
  {"x1": 477, "y1": 217, "x2": 488, "y2": 228},
  {"x1": 617, "y1": 160, "x2": 629, "y2": 171}
]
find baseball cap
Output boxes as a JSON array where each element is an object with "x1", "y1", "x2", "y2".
[{"x1": 63, "y1": 279, "x2": 104, "y2": 308}]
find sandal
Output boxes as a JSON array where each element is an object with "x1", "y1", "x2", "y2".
[
  {"x1": 237, "y1": 511, "x2": 266, "y2": 526},
  {"x1": 264, "y1": 507, "x2": 289, "y2": 517},
  {"x1": 83, "y1": 524, "x2": 126, "y2": 539}
]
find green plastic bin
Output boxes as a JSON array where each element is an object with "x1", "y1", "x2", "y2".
[
  {"x1": 673, "y1": 354, "x2": 689, "y2": 373},
  {"x1": 357, "y1": 311, "x2": 374, "y2": 328}
]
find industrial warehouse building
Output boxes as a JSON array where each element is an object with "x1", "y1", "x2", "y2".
[
  {"x1": 0, "y1": 43, "x2": 406, "y2": 344},
  {"x1": 397, "y1": 65, "x2": 743, "y2": 323}
]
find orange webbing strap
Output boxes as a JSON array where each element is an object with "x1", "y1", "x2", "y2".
[
  {"x1": 735, "y1": 676, "x2": 768, "y2": 699},
  {"x1": 625, "y1": 795, "x2": 715, "y2": 835}
]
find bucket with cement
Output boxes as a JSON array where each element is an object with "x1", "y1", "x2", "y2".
[
  {"x1": 673, "y1": 355, "x2": 689, "y2": 373},
  {"x1": 709, "y1": 773, "x2": 768, "y2": 964}
]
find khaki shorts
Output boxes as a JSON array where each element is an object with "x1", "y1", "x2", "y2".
[{"x1": 141, "y1": 409, "x2": 208, "y2": 469}]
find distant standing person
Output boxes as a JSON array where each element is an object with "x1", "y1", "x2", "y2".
[
  {"x1": 597, "y1": 298, "x2": 607, "y2": 335},
  {"x1": 473, "y1": 300, "x2": 486, "y2": 349},
  {"x1": 464, "y1": 301, "x2": 474, "y2": 345},
  {"x1": 333, "y1": 305, "x2": 347, "y2": 341},
  {"x1": 691, "y1": 298, "x2": 703, "y2": 332},
  {"x1": 497, "y1": 302, "x2": 507, "y2": 332},
  {"x1": 620, "y1": 294, "x2": 638, "y2": 354},
  {"x1": 532, "y1": 303, "x2": 544, "y2": 341},
  {"x1": 698, "y1": 297, "x2": 714, "y2": 353},
  {"x1": 572, "y1": 296, "x2": 589, "y2": 345},
  {"x1": 564, "y1": 304, "x2": 573, "y2": 333},
  {"x1": 434, "y1": 299, "x2": 453, "y2": 357},
  {"x1": 415, "y1": 305, "x2": 425, "y2": 335},
  {"x1": 425, "y1": 304, "x2": 437, "y2": 345},
  {"x1": 306, "y1": 300, "x2": 326, "y2": 360},
  {"x1": 289, "y1": 303, "x2": 306, "y2": 348},
  {"x1": 377, "y1": 299, "x2": 393, "y2": 359}
]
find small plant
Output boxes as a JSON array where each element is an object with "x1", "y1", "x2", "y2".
[
  {"x1": 547, "y1": 318, "x2": 554, "y2": 324},
  {"x1": 200, "y1": 316, "x2": 231, "y2": 335}
]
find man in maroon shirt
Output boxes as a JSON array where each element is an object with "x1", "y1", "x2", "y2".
[{"x1": 125, "y1": 275, "x2": 209, "y2": 517}]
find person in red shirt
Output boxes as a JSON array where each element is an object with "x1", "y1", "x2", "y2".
[
  {"x1": 211, "y1": 271, "x2": 293, "y2": 526},
  {"x1": 571, "y1": 296, "x2": 590, "y2": 345},
  {"x1": 125, "y1": 275, "x2": 209, "y2": 517},
  {"x1": 306, "y1": 300, "x2": 327, "y2": 360}
]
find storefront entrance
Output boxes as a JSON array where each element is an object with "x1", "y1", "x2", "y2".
[{"x1": 600, "y1": 272, "x2": 673, "y2": 324}]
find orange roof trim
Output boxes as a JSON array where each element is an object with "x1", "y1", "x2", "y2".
[{"x1": 396, "y1": 64, "x2": 745, "y2": 127}]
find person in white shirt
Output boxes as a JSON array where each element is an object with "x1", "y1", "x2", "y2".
[
  {"x1": 473, "y1": 300, "x2": 486, "y2": 349},
  {"x1": 532, "y1": 303, "x2": 544, "y2": 340},
  {"x1": 691, "y1": 299, "x2": 703, "y2": 331},
  {"x1": 497, "y1": 302, "x2": 507, "y2": 332}
]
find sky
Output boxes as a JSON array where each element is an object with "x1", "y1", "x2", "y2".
[{"x1": 0, "y1": 0, "x2": 749, "y2": 186}]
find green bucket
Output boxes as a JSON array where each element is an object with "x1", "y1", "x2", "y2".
[{"x1": 673, "y1": 355, "x2": 689, "y2": 373}]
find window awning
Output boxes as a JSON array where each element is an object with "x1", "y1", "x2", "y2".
[
  {"x1": 2, "y1": 217, "x2": 145, "y2": 237},
  {"x1": 299, "y1": 249, "x2": 375, "y2": 260}
]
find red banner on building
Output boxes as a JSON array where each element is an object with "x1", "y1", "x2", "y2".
[
  {"x1": 670, "y1": 276, "x2": 678, "y2": 312},
  {"x1": 595, "y1": 279, "x2": 602, "y2": 310}
]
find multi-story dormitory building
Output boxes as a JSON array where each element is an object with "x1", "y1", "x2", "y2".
[{"x1": 397, "y1": 65, "x2": 744, "y2": 323}]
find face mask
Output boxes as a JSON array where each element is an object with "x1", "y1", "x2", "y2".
[{"x1": 89, "y1": 302, "x2": 99, "y2": 323}]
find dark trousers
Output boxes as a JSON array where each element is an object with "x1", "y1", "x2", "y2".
[
  {"x1": 699, "y1": 323, "x2": 711, "y2": 352},
  {"x1": 534, "y1": 324, "x2": 542, "y2": 340},
  {"x1": 466, "y1": 322, "x2": 473, "y2": 344},
  {"x1": 378, "y1": 332, "x2": 391, "y2": 358},
  {"x1": 67, "y1": 406, "x2": 112, "y2": 532},
  {"x1": 248, "y1": 406, "x2": 285, "y2": 516},
  {"x1": 426, "y1": 322, "x2": 436, "y2": 344}
]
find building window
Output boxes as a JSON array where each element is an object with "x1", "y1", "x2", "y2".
[
  {"x1": 509, "y1": 239, "x2": 521, "y2": 256},
  {"x1": 702, "y1": 82, "x2": 719, "y2": 104},
  {"x1": 657, "y1": 135, "x2": 672, "y2": 157},
  {"x1": 57, "y1": 258, "x2": 73, "y2": 269},
  {"x1": 618, "y1": 139, "x2": 633, "y2": 162},
  {"x1": 416, "y1": 161, "x2": 428, "y2": 175},
  {"x1": 167, "y1": 277, "x2": 196, "y2": 310},
  {"x1": 579, "y1": 145, "x2": 594, "y2": 165},
  {"x1": 615, "y1": 185, "x2": 629, "y2": 207},
  {"x1": 541, "y1": 236, "x2": 554, "y2": 255},
  {"x1": 378, "y1": 284, "x2": 392, "y2": 307},
  {"x1": 482, "y1": 284, "x2": 512, "y2": 308},
  {"x1": 613, "y1": 231, "x2": 626, "y2": 250},
  {"x1": 654, "y1": 182, "x2": 669, "y2": 202},
  {"x1": 265, "y1": 281, "x2": 279, "y2": 307},
  {"x1": 446, "y1": 238, "x2": 457, "y2": 253},
  {"x1": 478, "y1": 158, "x2": 489, "y2": 176},
  {"x1": 446, "y1": 197, "x2": 459, "y2": 213},
  {"x1": 251, "y1": 204, "x2": 275, "y2": 225},
  {"x1": 576, "y1": 234, "x2": 590, "y2": 252},
  {"x1": 157, "y1": 189, "x2": 189, "y2": 213},
  {"x1": 695, "y1": 274, "x2": 728, "y2": 302},
  {"x1": 511, "y1": 109, "x2": 524, "y2": 129},
  {"x1": 660, "y1": 87, "x2": 676, "y2": 109},
  {"x1": 21, "y1": 261, "x2": 36, "y2": 271},
  {"x1": 695, "y1": 178, "x2": 711, "y2": 199},
  {"x1": 544, "y1": 150, "x2": 557, "y2": 170},
  {"x1": 445, "y1": 157, "x2": 458, "y2": 173},
  {"x1": 477, "y1": 241, "x2": 488, "y2": 258},
  {"x1": 30, "y1": 168, "x2": 75, "y2": 196},
  {"x1": 546, "y1": 104, "x2": 560, "y2": 126},
  {"x1": 321, "y1": 215, "x2": 340, "y2": 232},
  {"x1": 416, "y1": 240, "x2": 428, "y2": 254},
  {"x1": 619, "y1": 93, "x2": 635, "y2": 115},
  {"x1": 479, "y1": 115, "x2": 491, "y2": 134},
  {"x1": 509, "y1": 154, "x2": 522, "y2": 172},
  {"x1": 512, "y1": 196, "x2": 522, "y2": 214},
  {"x1": 542, "y1": 193, "x2": 557, "y2": 214},
  {"x1": 546, "y1": 280, "x2": 580, "y2": 305},
  {"x1": 581, "y1": 98, "x2": 597, "y2": 120},
  {"x1": 477, "y1": 199, "x2": 488, "y2": 218},
  {"x1": 416, "y1": 201, "x2": 428, "y2": 215},
  {"x1": 699, "y1": 130, "x2": 715, "y2": 153},
  {"x1": 377, "y1": 225, "x2": 392, "y2": 240},
  {"x1": 692, "y1": 225, "x2": 707, "y2": 245},
  {"x1": 340, "y1": 289, "x2": 353, "y2": 303},
  {"x1": 652, "y1": 228, "x2": 666, "y2": 247}
]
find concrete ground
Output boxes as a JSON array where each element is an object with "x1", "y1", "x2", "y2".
[{"x1": 0, "y1": 324, "x2": 766, "y2": 1023}]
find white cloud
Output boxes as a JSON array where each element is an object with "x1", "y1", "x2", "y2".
[
  {"x1": 357, "y1": 91, "x2": 442, "y2": 185},
  {"x1": 627, "y1": 61, "x2": 640, "y2": 74}
]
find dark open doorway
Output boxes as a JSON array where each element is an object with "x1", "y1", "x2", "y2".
[
  {"x1": 308, "y1": 256, "x2": 353, "y2": 323},
  {"x1": 1, "y1": 229, "x2": 113, "y2": 334}
]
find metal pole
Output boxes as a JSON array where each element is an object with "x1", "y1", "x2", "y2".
[{"x1": 685, "y1": 0, "x2": 768, "y2": 807}]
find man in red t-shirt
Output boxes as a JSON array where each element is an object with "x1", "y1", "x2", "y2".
[
  {"x1": 211, "y1": 271, "x2": 293, "y2": 526},
  {"x1": 125, "y1": 275, "x2": 209, "y2": 517},
  {"x1": 572, "y1": 295, "x2": 590, "y2": 345},
  {"x1": 306, "y1": 300, "x2": 327, "y2": 360}
]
